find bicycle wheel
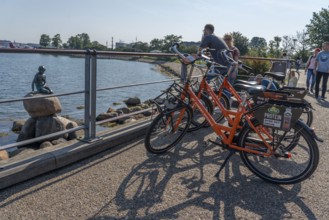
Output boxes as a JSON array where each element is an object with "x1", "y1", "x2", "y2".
[
  {"x1": 144, "y1": 106, "x2": 192, "y2": 154},
  {"x1": 238, "y1": 120, "x2": 319, "y2": 184},
  {"x1": 188, "y1": 93, "x2": 213, "y2": 132},
  {"x1": 299, "y1": 108, "x2": 313, "y2": 127}
]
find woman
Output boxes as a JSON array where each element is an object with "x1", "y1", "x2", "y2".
[
  {"x1": 223, "y1": 33, "x2": 240, "y2": 85},
  {"x1": 305, "y1": 48, "x2": 321, "y2": 93}
]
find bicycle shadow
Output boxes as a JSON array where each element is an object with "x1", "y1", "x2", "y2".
[{"x1": 89, "y1": 133, "x2": 317, "y2": 220}]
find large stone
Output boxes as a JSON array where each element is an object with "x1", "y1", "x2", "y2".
[
  {"x1": 0, "y1": 150, "x2": 9, "y2": 160},
  {"x1": 23, "y1": 92, "x2": 62, "y2": 118},
  {"x1": 96, "y1": 112, "x2": 118, "y2": 121},
  {"x1": 17, "y1": 118, "x2": 37, "y2": 142},
  {"x1": 35, "y1": 116, "x2": 67, "y2": 141},
  {"x1": 124, "y1": 97, "x2": 141, "y2": 107},
  {"x1": 12, "y1": 120, "x2": 26, "y2": 133},
  {"x1": 17, "y1": 116, "x2": 80, "y2": 144}
]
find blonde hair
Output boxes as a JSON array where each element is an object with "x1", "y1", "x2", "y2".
[{"x1": 223, "y1": 33, "x2": 234, "y2": 48}]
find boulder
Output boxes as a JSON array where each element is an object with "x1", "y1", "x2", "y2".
[
  {"x1": 116, "y1": 107, "x2": 130, "y2": 114},
  {"x1": 124, "y1": 97, "x2": 141, "y2": 107},
  {"x1": 40, "y1": 141, "x2": 53, "y2": 149},
  {"x1": 0, "y1": 150, "x2": 9, "y2": 160},
  {"x1": 12, "y1": 120, "x2": 26, "y2": 133},
  {"x1": 96, "y1": 112, "x2": 118, "y2": 121},
  {"x1": 17, "y1": 116, "x2": 80, "y2": 144},
  {"x1": 23, "y1": 92, "x2": 62, "y2": 118},
  {"x1": 17, "y1": 118, "x2": 37, "y2": 142}
]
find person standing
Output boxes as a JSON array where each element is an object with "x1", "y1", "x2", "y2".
[
  {"x1": 198, "y1": 24, "x2": 230, "y2": 66},
  {"x1": 314, "y1": 42, "x2": 329, "y2": 100},
  {"x1": 305, "y1": 48, "x2": 321, "y2": 93},
  {"x1": 296, "y1": 57, "x2": 301, "y2": 72},
  {"x1": 223, "y1": 33, "x2": 240, "y2": 85}
]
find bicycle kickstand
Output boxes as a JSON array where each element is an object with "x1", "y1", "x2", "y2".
[{"x1": 214, "y1": 149, "x2": 236, "y2": 179}]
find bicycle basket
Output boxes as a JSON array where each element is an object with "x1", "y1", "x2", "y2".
[
  {"x1": 150, "y1": 82, "x2": 190, "y2": 113},
  {"x1": 251, "y1": 90, "x2": 289, "y2": 105},
  {"x1": 253, "y1": 101, "x2": 304, "y2": 131}
]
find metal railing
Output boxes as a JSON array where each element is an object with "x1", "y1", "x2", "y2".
[
  {"x1": 0, "y1": 48, "x2": 293, "y2": 151},
  {"x1": 0, "y1": 48, "x2": 177, "y2": 151}
]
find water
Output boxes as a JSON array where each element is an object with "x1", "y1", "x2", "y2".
[{"x1": 0, "y1": 53, "x2": 172, "y2": 145}]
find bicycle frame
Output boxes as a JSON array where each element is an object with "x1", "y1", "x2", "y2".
[{"x1": 178, "y1": 62, "x2": 275, "y2": 156}]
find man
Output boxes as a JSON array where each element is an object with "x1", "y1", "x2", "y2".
[
  {"x1": 32, "y1": 65, "x2": 53, "y2": 94},
  {"x1": 314, "y1": 42, "x2": 329, "y2": 100},
  {"x1": 198, "y1": 24, "x2": 230, "y2": 66}
]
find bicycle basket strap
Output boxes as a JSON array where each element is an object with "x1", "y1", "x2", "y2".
[{"x1": 253, "y1": 103, "x2": 303, "y2": 131}]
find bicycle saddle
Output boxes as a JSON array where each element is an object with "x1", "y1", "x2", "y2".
[
  {"x1": 264, "y1": 72, "x2": 286, "y2": 82},
  {"x1": 234, "y1": 83, "x2": 265, "y2": 95},
  {"x1": 234, "y1": 79, "x2": 258, "y2": 86}
]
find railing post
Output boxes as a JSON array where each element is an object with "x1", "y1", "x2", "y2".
[
  {"x1": 90, "y1": 50, "x2": 97, "y2": 139},
  {"x1": 84, "y1": 49, "x2": 91, "y2": 140}
]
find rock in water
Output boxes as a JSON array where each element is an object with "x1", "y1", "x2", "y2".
[
  {"x1": 124, "y1": 97, "x2": 141, "y2": 107},
  {"x1": 23, "y1": 92, "x2": 62, "y2": 118}
]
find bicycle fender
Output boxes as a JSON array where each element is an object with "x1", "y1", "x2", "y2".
[{"x1": 296, "y1": 120, "x2": 324, "y2": 143}]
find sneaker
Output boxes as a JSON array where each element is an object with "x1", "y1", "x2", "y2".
[
  {"x1": 310, "y1": 89, "x2": 314, "y2": 94},
  {"x1": 321, "y1": 97, "x2": 326, "y2": 100}
]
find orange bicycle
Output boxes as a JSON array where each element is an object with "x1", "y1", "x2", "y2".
[{"x1": 144, "y1": 44, "x2": 320, "y2": 184}]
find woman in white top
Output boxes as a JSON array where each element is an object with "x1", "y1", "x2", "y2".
[
  {"x1": 305, "y1": 48, "x2": 321, "y2": 93},
  {"x1": 288, "y1": 70, "x2": 298, "y2": 87}
]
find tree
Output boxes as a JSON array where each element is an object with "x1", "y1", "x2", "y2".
[
  {"x1": 67, "y1": 36, "x2": 81, "y2": 49},
  {"x1": 161, "y1": 34, "x2": 182, "y2": 52},
  {"x1": 149, "y1": 38, "x2": 164, "y2": 51},
  {"x1": 78, "y1": 33, "x2": 91, "y2": 49},
  {"x1": 232, "y1": 31, "x2": 249, "y2": 56},
  {"x1": 249, "y1": 36, "x2": 267, "y2": 57},
  {"x1": 273, "y1": 36, "x2": 282, "y2": 57},
  {"x1": 39, "y1": 34, "x2": 51, "y2": 47},
  {"x1": 249, "y1": 37, "x2": 267, "y2": 49},
  {"x1": 51, "y1": 34, "x2": 62, "y2": 48},
  {"x1": 132, "y1": 41, "x2": 149, "y2": 52},
  {"x1": 306, "y1": 7, "x2": 329, "y2": 48}
]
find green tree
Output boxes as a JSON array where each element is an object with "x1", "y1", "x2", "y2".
[
  {"x1": 273, "y1": 36, "x2": 282, "y2": 57},
  {"x1": 51, "y1": 34, "x2": 62, "y2": 48},
  {"x1": 306, "y1": 7, "x2": 329, "y2": 48},
  {"x1": 249, "y1": 37, "x2": 267, "y2": 49},
  {"x1": 149, "y1": 38, "x2": 164, "y2": 51},
  {"x1": 161, "y1": 34, "x2": 182, "y2": 52},
  {"x1": 67, "y1": 36, "x2": 81, "y2": 49},
  {"x1": 232, "y1": 31, "x2": 249, "y2": 56},
  {"x1": 78, "y1": 33, "x2": 91, "y2": 49},
  {"x1": 132, "y1": 41, "x2": 149, "y2": 52},
  {"x1": 39, "y1": 34, "x2": 51, "y2": 47}
]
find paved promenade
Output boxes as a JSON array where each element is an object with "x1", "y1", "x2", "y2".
[{"x1": 0, "y1": 71, "x2": 328, "y2": 219}]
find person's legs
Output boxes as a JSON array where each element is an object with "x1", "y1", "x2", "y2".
[
  {"x1": 315, "y1": 71, "x2": 323, "y2": 98},
  {"x1": 306, "y1": 69, "x2": 312, "y2": 90},
  {"x1": 321, "y1": 73, "x2": 328, "y2": 98},
  {"x1": 311, "y1": 72, "x2": 317, "y2": 92}
]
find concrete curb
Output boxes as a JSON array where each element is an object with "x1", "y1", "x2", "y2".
[{"x1": 0, "y1": 121, "x2": 150, "y2": 190}]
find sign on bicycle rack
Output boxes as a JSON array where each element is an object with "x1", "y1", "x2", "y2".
[{"x1": 253, "y1": 103, "x2": 303, "y2": 131}]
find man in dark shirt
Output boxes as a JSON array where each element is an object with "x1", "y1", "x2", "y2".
[{"x1": 198, "y1": 24, "x2": 230, "y2": 66}]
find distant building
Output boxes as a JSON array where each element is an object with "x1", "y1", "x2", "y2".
[{"x1": 0, "y1": 40, "x2": 11, "y2": 48}]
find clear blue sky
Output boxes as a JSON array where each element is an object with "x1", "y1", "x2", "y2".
[{"x1": 1, "y1": 0, "x2": 328, "y2": 45}]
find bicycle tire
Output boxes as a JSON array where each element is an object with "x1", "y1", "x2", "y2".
[
  {"x1": 300, "y1": 107, "x2": 313, "y2": 127},
  {"x1": 238, "y1": 120, "x2": 319, "y2": 184},
  {"x1": 188, "y1": 93, "x2": 213, "y2": 132},
  {"x1": 144, "y1": 105, "x2": 192, "y2": 154}
]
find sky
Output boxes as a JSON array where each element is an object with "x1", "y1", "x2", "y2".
[{"x1": 1, "y1": 0, "x2": 328, "y2": 45}]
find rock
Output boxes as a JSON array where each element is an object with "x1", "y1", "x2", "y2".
[
  {"x1": 23, "y1": 92, "x2": 62, "y2": 118},
  {"x1": 124, "y1": 97, "x2": 141, "y2": 107},
  {"x1": 107, "y1": 107, "x2": 116, "y2": 113},
  {"x1": 40, "y1": 141, "x2": 53, "y2": 149},
  {"x1": 51, "y1": 138, "x2": 67, "y2": 145},
  {"x1": 12, "y1": 120, "x2": 26, "y2": 133},
  {"x1": 0, "y1": 150, "x2": 9, "y2": 160},
  {"x1": 142, "y1": 110, "x2": 152, "y2": 117},
  {"x1": 116, "y1": 107, "x2": 130, "y2": 114},
  {"x1": 133, "y1": 114, "x2": 146, "y2": 120},
  {"x1": 96, "y1": 112, "x2": 118, "y2": 121},
  {"x1": 117, "y1": 116, "x2": 132, "y2": 125},
  {"x1": 76, "y1": 105, "x2": 84, "y2": 109},
  {"x1": 129, "y1": 106, "x2": 143, "y2": 112},
  {"x1": 17, "y1": 118, "x2": 37, "y2": 142},
  {"x1": 35, "y1": 116, "x2": 67, "y2": 141},
  {"x1": 66, "y1": 122, "x2": 83, "y2": 140},
  {"x1": 0, "y1": 132, "x2": 9, "y2": 137}
]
